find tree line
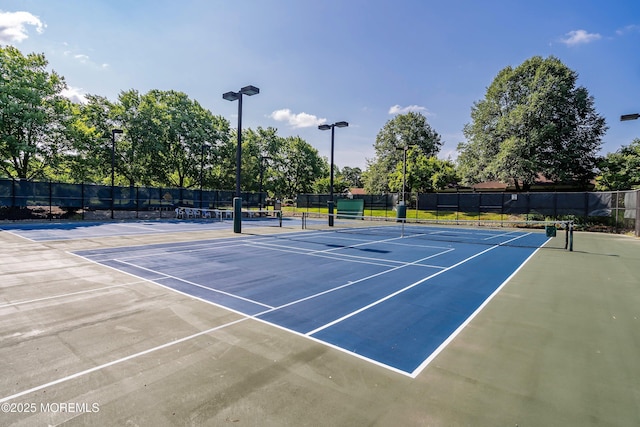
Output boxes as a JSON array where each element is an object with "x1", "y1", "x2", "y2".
[{"x1": 1, "y1": 45, "x2": 638, "y2": 200}]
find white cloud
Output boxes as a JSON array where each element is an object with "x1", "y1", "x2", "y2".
[
  {"x1": 64, "y1": 49, "x2": 109, "y2": 69},
  {"x1": 61, "y1": 86, "x2": 87, "y2": 104},
  {"x1": 388, "y1": 104, "x2": 429, "y2": 115},
  {"x1": 560, "y1": 29, "x2": 601, "y2": 46},
  {"x1": 269, "y1": 109, "x2": 326, "y2": 128},
  {"x1": 616, "y1": 24, "x2": 640, "y2": 36},
  {"x1": 0, "y1": 10, "x2": 45, "y2": 44}
]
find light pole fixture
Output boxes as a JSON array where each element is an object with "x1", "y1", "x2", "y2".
[
  {"x1": 223, "y1": 85, "x2": 260, "y2": 233},
  {"x1": 110, "y1": 129, "x2": 123, "y2": 220},
  {"x1": 200, "y1": 142, "x2": 211, "y2": 208},
  {"x1": 318, "y1": 121, "x2": 348, "y2": 226},
  {"x1": 259, "y1": 155, "x2": 271, "y2": 210},
  {"x1": 621, "y1": 113, "x2": 640, "y2": 121},
  {"x1": 395, "y1": 145, "x2": 415, "y2": 207},
  {"x1": 621, "y1": 112, "x2": 640, "y2": 238}
]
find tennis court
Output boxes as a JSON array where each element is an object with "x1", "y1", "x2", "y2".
[
  {"x1": 71, "y1": 222, "x2": 554, "y2": 376},
  {"x1": 1, "y1": 219, "x2": 639, "y2": 426}
]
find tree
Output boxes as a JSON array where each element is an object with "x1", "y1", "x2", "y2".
[
  {"x1": 70, "y1": 90, "x2": 230, "y2": 189},
  {"x1": 595, "y1": 139, "x2": 640, "y2": 190},
  {"x1": 364, "y1": 112, "x2": 441, "y2": 193},
  {"x1": 313, "y1": 174, "x2": 349, "y2": 195},
  {"x1": 239, "y1": 127, "x2": 282, "y2": 195},
  {"x1": 270, "y1": 136, "x2": 327, "y2": 198},
  {"x1": 0, "y1": 46, "x2": 72, "y2": 179},
  {"x1": 458, "y1": 56, "x2": 607, "y2": 191},
  {"x1": 388, "y1": 151, "x2": 458, "y2": 193},
  {"x1": 340, "y1": 166, "x2": 363, "y2": 188},
  {"x1": 65, "y1": 94, "x2": 119, "y2": 184},
  {"x1": 135, "y1": 90, "x2": 226, "y2": 188}
]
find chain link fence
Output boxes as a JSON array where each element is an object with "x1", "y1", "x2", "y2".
[
  {"x1": 417, "y1": 191, "x2": 638, "y2": 235},
  {"x1": 2, "y1": 179, "x2": 638, "y2": 236},
  {"x1": 296, "y1": 190, "x2": 639, "y2": 236},
  {"x1": 0, "y1": 178, "x2": 267, "y2": 220}
]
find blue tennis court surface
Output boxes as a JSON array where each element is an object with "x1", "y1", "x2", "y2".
[{"x1": 71, "y1": 225, "x2": 551, "y2": 377}]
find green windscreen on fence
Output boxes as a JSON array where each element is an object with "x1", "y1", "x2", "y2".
[{"x1": 337, "y1": 199, "x2": 364, "y2": 218}]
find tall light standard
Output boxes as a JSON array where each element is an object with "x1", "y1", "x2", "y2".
[
  {"x1": 318, "y1": 121, "x2": 348, "y2": 226},
  {"x1": 621, "y1": 112, "x2": 640, "y2": 237},
  {"x1": 110, "y1": 129, "x2": 123, "y2": 220},
  {"x1": 199, "y1": 142, "x2": 210, "y2": 209},
  {"x1": 259, "y1": 155, "x2": 271, "y2": 210},
  {"x1": 621, "y1": 113, "x2": 640, "y2": 121},
  {"x1": 396, "y1": 144, "x2": 415, "y2": 208},
  {"x1": 223, "y1": 85, "x2": 260, "y2": 233}
]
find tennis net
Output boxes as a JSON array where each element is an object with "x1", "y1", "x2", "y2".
[
  {"x1": 301, "y1": 212, "x2": 574, "y2": 250},
  {"x1": 240, "y1": 209, "x2": 283, "y2": 227}
]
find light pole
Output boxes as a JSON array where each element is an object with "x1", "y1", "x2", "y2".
[
  {"x1": 259, "y1": 155, "x2": 271, "y2": 210},
  {"x1": 110, "y1": 129, "x2": 123, "y2": 219},
  {"x1": 223, "y1": 85, "x2": 260, "y2": 233},
  {"x1": 200, "y1": 142, "x2": 210, "y2": 209},
  {"x1": 395, "y1": 145, "x2": 415, "y2": 207},
  {"x1": 621, "y1": 113, "x2": 640, "y2": 121},
  {"x1": 318, "y1": 121, "x2": 348, "y2": 226},
  {"x1": 621, "y1": 112, "x2": 640, "y2": 238}
]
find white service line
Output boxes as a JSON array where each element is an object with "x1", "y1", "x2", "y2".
[
  {"x1": 305, "y1": 232, "x2": 532, "y2": 336},
  {"x1": 113, "y1": 258, "x2": 274, "y2": 309},
  {"x1": 253, "y1": 248, "x2": 454, "y2": 317},
  {"x1": 0, "y1": 317, "x2": 248, "y2": 404},
  {"x1": 409, "y1": 243, "x2": 544, "y2": 378},
  {"x1": 0, "y1": 282, "x2": 143, "y2": 309}
]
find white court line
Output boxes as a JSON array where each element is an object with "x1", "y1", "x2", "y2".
[
  {"x1": 0, "y1": 282, "x2": 143, "y2": 309},
  {"x1": 112, "y1": 259, "x2": 274, "y2": 309},
  {"x1": 3, "y1": 221, "x2": 231, "y2": 243},
  {"x1": 0, "y1": 228, "x2": 37, "y2": 242},
  {"x1": 305, "y1": 232, "x2": 533, "y2": 337},
  {"x1": 0, "y1": 318, "x2": 248, "y2": 404},
  {"x1": 246, "y1": 243, "x2": 404, "y2": 268},
  {"x1": 253, "y1": 248, "x2": 454, "y2": 317},
  {"x1": 308, "y1": 251, "x2": 448, "y2": 269},
  {"x1": 91, "y1": 239, "x2": 253, "y2": 262},
  {"x1": 246, "y1": 240, "x2": 431, "y2": 268},
  {"x1": 409, "y1": 242, "x2": 548, "y2": 378},
  {"x1": 247, "y1": 234, "x2": 452, "y2": 268},
  {"x1": 307, "y1": 234, "x2": 411, "y2": 254},
  {"x1": 483, "y1": 229, "x2": 523, "y2": 241}
]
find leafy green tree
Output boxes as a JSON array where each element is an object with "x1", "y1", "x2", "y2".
[
  {"x1": 239, "y1": 127, "x2": 282, "y2": 195},
  {"x1": 270, "y1": 136, "x2": 327, "y2": 198},
  {"x1": 362, "y1": 161, "x2": 391, "y2": 194},
  {"x1": 458, "y1": 56, "x2": 607, "y2": 191},
  {"x1": 67, "y1": 94, "x2": 119, "y2": 184},
  {"x1": 340, "y1": 166, "x2": 363, "y2": 188},
  {"x1": 136, "y1": 90, "x2": 226, "y2": 188},
  {"x1": 71, "y1": 90, "x2": 229, "y2": 189},
  {"x1": 388, "y1": 151, "x2": 458, "y2": 193},
  {"x1": 0, "y1": 46, "x2": 72, "y2": 179},
  {"x1": 364, "y1": 112, "x2": 441, "y2": 193},
  {"x1": 313, "y1": 174, "x2": 349, "y2": 195},
  {"x1": 596, "y1": 139, "x2": 640, "y2": 190}
]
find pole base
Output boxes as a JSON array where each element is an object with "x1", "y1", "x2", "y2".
[
  {"x1": 328, "y1": 200, "x2": 334, "y2": 227},
  {"x1": 233, "y1": 197, "x2": 242, "y2": 233}
]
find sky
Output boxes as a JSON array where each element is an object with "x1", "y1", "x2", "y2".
[{"x1": 1, "y1": 0, "x2": 639, "y2": 170}]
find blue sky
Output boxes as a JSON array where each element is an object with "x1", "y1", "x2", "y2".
[{"x1": 1, "y1": 0, "x2": 639, "y2": 169}]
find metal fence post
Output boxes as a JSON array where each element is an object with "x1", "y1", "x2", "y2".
[{"x1": 636, "y1": 189, "x2": 640, "y2": 238}]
